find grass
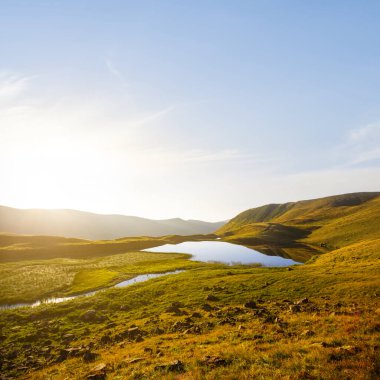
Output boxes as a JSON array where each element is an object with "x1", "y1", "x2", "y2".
[
  {"x1": 0, "y1": 251, "x2": 203, "y2": 304},
  {"x1": 0, "y1": 237, "x2": 379, "y2": 379},
  {"x1": 0, "y1": 233, "x2": 217, "y2": 262},
  {"x1": 0, "y1": 192, "x2": 379, "y2": 379},
  {"x1": 218, "y1": 192, "x2": 380, "y2": 261}
]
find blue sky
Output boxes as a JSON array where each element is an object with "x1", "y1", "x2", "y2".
[{"x1": 1, "y1": 1, "x2": 380, "y2": 220}]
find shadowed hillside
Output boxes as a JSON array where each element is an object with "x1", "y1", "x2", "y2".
[
  {"x1": 0, "y1": 206, "x2": 225, "y2": 240},
  {"x1": 217, "y1": 192, "x2": 380, "y2": 259}
]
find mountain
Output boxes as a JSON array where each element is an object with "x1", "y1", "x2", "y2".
[
  {"x1": 0, "y1": 206, "x2": 226, "y2": 240},
  {"x1": 217, "y1": 192, "x2": 380, "y2": 261}
]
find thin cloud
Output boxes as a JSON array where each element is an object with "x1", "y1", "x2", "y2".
[
  {"x1": 0, "y1": 72, "x2": 31, "y2": 103},
  {"x1": 105, "y1": 58, "x2": 128, "y2": 88},
  {"x1": 131, "y1": 105, "x2": 176, "y2": 127},
  {"x1": 342, "y1": 123, "x2": 380, "y2": 166}
]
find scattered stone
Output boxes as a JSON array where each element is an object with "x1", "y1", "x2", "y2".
[
  {"x1": 155, "y1": 360, "x2": 185, "y2": 373},
  {"x1": 127, "y1": 357, "x2": 144, "y2": 364},
  {"x1": 206, "y1": 294, "x2": 219, "y2": 302},
  {"x1": 202, "y1": 355, "x2": 229, "y2": 367},
  {"x1": 202, "y1": 303, "x2": 214, "y2": 311},
  {"x1": 338, "y1": 345, "x2": 361, "y2": 355},
  {"x1": 87, "y1": 362, "x2": 107, "y2": 380},
  {"x1": 244, "y1": 301, "x2": 257, "y2": 309},
  {"x1": 100, "y1": 334, "x2": 112, "y2": 345},
  {"x1": 171, "y1": 301, "x2": 185, "y2": 308},
  {"x1": 83, "y1": 350, "x2": 98, "y2": 362},
  {"x1": 64, "y1": 347, "x2": 82, "y2": 357},
  {"x1": 301, "y1": 329, "x2": 315, "y2": 337},
  {"x1": 165, "y1": 304, "x2": 186, "y2": 316},
  {"x1": 82, "y1": 310, "x2": 98, "y2": 322},
  {"x1": 62, "y1": 333, "x2": 75, "y2": 342},
  {"x1": 289, "y1": 305, "x2": 301, "y2": 313}
]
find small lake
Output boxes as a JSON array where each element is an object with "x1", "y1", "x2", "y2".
[
  {"x1": 0, "y1": 270, "x2": 183, "y2": 310},
  {"x1": 145, "y1": 241, "x2": 300, "y2": 266}
]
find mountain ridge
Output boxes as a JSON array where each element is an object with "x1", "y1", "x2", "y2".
[
  {"x1": 0, "y1": 205, "x2": 226, "y2": 240},
  {"x1": 217, "y1": 192, "x2": 380, "y2": 260}
]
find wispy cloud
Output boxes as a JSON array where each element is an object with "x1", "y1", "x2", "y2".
[
  {"x1": 130, "y1": 105, "x2": 176, "y2": 127},
  {"x1": 341, "y1": 123, "x2": 380, "y2": 166},
  {"x1": 105, "y1": 58, "x2": 128, "y2": 88},
  {"x1": 180, "y1": 149, "x2": 251, "y2": 163},
  {"x1": 0, "y1": 72, "x2": 31, "y2": 103}
]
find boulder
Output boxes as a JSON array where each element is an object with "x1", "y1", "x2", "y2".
[
  {"x1": 244, "y1": 301, "x2": 257, "y2": 309},
  {"x1": 155, "y1": 360, "x2": 185, "y2": 373}
]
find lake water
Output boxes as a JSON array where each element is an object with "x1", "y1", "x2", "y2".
[
  {"x1": 0, "y1": 270, "x2": 183, "y2": 310},
  {"x1": 145, "y1": 241, "x2": 300, "y2": 266}
]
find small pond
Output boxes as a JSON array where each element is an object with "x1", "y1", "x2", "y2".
[{"x1": 144, "y1": 241, "x2": 300, "y2": 266}]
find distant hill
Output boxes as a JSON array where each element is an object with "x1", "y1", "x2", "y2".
[
  {"x1": 0, "y1": 206, "x2": 226, "y2": 240},
  {"x1": 217, "y1": 192, "x2": 380, "y2": 261}
]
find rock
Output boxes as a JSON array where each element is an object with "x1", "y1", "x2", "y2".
[
  {"x1": 297, "y1": 298, "x2": 309, "y2": 305},
  {"x1": 338, "y1": 345, "x2": 361, "y2": 355},
  {"x1": 126, "y1": 357, "x2": 144, "y2": 364},
  {"x1": 62, "y1": 333, "x2": 76, "y2": 342},
  {"x1": 82, "y1": 310, "x2": 98, "y2": 322},
  {"x1": 171, "y1": 301, "x2": 185, "y2": 308},
  {"x1": 83, "y1": 350, "x2": 98, "y2": 362},
  {"x1": 118, "y1": 326, "x2": 144, "y2": 342},
  {"x1": 244, "y1": 301, "x2": 257, "y2": 309},
  {"x1": 100, "y1": 334, "x2": 112, "y2": 345},
  {"x1": 202, "y1": 303, "x2": 214, "y2": 311},
  {"x1": 287, "y1": 267, "x2": 293, "y2": 271},
  {"x1": 64, "y1": 347, "x2": 82, "y2": 357},
  {"x1": 172, "y1": 320, "x2": 193, "y2": 332},
  {"x1": 165, "y1": 305, "x2": 186, "y2": 315},
  {"x1": 87, "y1": 362, "x2": 107, "y2": 379},
  {"x1": 155, "y1": 360, "x2": 185, "y2": 373},
  {"x1": 206, "y1": 294, "x2": 219, "y2": 302},
  {"x1": 289, "y1": 305, "x2": 301, "y2": 313},
  {"x1": 202, "y1": 355, "x2": 229, "y2": 367},
  {"x1": 301, "y1": 329, "x2": 315, "y2": 337}
]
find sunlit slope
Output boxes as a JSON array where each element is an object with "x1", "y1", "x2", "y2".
[
  {"x1": 0, "y1": 233, "x2": 216, "y2": 262},
  {"x1": 217, "y1": 192, "x2": 380, "y2": 252}
]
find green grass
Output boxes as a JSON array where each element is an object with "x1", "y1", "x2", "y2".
[
  {"x1": 0, "y1": 237, "x2": 379, "y2": 379},
  {"x1": 1, "y1": 193, "x2": 379, "y2": 379},
  {"x1": 0, "y1": 233, "x2": 217, "y2": 262},
  {"x1": 0, "y1": 251, "x2": 203, "y2": 304},
  {"x1": 70, "y1": 269, "x2": 120, "y2": 294},
  {"x1": 217, "y1": 192, "x2": 380, "y2": 261}
]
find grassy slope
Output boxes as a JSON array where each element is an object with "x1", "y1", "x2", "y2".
[
  {"x1": 1, "y1": 192, "x2": 379, "y2": 378},
  {"x1": 217, "y1": 192, "x2": 380, "y2": 260},
  {"x1": 0, "y1": 238, "x2": 379, "y2": 379},
  {"x1": 0, "y1": 233, "x2": 217, "y2": 262},
  {"x1": 0, "y1": 233, "x2": 220, "y2": 304}
]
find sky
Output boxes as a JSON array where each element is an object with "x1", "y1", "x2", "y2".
[{"x1": 1, "y1": 0, "x2": 380, "y2": 221}]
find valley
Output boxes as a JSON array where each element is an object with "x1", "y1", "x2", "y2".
[{"x1": 0, "y1": 193, "x2": 379, "y2": 379}]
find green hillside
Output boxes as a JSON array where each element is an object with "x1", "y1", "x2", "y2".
[{"x1": 217, "y1": 192, "x2": 380, "y2": 260}]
